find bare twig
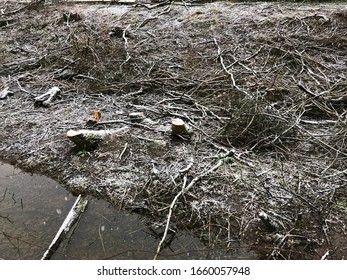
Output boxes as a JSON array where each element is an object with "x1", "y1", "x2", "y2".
[
  {"x1": 154, "y1": 149, "x2": 233, "y2": 259},
  {"x1": 214, "y1": 38, "x2": 252, "y2": 98}
]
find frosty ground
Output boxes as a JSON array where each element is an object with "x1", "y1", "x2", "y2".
[{"x1": 1, "y1": 1, "x2": 347, "y2": 259}]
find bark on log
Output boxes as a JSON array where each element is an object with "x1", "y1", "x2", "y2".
[
  {"x1": 129, "y1": 112, "x2": 145, "y2": 123},
  {"x1": 66, "y1": 127, "x2": 129, "y2": 150},
  {"x1": 41, "y1": 195, "x2": 88, "y2": 260}
]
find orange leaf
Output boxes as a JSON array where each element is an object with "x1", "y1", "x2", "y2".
[{"x1": 93, "y1": 111, "x2": 101, "y2": 121}]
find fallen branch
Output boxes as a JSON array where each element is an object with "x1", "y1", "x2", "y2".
[
  {"x1": 129, "y1": 112, "x2": 145, "y2": 123},
  {"x1": 120, "y1": 24, "x2": 131, "y2": 69},
  {"x1": 0, "y1": 214, "x2": 13, "y2": 224},
  {"x1": 0, "y1": 87, "x2": 12, "y2": 99},
  {"x1": 2, "y1": 0, "x2": 44, "y2": 16},
  {"x1": 154, "y1": 149, "x2": 233, "y2": 259},
  {"x1": 214, "y1": 38, "x2": 252, "y2": 98},
  {"x1": 321, "y1": 250, "x2": 330, "y2": 260},
  {"x1": 0, "y1": 18, "x2": 16, "y2": 27},
  {"x1": 41, "y1": 195, "x2": 88, "y2": 260},
  {"x1": 34, "y1": 86, "x2": 60, "y2": 107},
  {"x1": 135, "y1": 1, "x2": 170, "y2": 10}
]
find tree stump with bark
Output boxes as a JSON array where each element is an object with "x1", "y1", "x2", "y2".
[{"x1": 171, "y1": 118, "x2": 193, "y2": 138}]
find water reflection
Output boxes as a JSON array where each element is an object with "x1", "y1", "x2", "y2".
[
  {"x1": 52, "y1": 198, "x2": 215, "y2": 260},
  {"x1": 0, "y1": 161, "x2": 256, "y2": 260},
  {"x1": 0, "y1": 161, "x2": 75, "y2": 259}
]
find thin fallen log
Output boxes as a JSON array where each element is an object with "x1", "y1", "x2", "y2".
[
  {"x1": 2, "y1": 57, "x2": 43, "y2": 75},
  {"x1": 129, "y1": 112, "x2": 145, "y2": 123},
  {"x1": 41, "y1": 195, "x2": 88, "y2": 260},
  {"x1": 66, "y1": 126, "x2": 129, "y2": 150},
  {"x1": 34, "y1": 86, "x2": 60, "y2": 107}
]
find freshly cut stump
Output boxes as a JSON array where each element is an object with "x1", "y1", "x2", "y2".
[{"x1": 171, "y1": 118, "x2": 193, "y2": 137}]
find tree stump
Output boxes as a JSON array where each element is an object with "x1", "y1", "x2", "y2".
[{"x1": 171, "y1": 118, "x2": 193, "y2": 137}]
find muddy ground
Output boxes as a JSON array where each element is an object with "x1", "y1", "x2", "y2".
[{"x1": 1, "y1": 0, "x2": 347, "y2": 259}]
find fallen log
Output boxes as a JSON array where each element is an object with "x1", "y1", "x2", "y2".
[
  {"x1": 41, "y1": 195, "x2": 88, "y2": 260},
  {"x1": 66, "y1": 127, "x2": 129, "y2": 150},
  {"x1": 129, "y1": 112, "x2": 145, "y2": 123}
]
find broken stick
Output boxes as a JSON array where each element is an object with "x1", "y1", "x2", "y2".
[
  {"x1": 34, "y1": 86, "x2": 60, "y2": 107},
  {"x1": 0, "y1": 87, "x2": 12, "y2": 99},
  {"x1": 41, "y1": 195, "x2": 88, "y2": 260}
]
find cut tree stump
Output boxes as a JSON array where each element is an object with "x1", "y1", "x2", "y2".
[{"x1": 171, "y1": 118, "x2": 193, "y2": 137}]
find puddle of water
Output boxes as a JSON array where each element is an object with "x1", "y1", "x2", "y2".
[
  {"x1": 0, "y1": 161, "x2": 257, "y2": 260},
  {"x1": 52, "y1": 198, "x2": 214, "y2": 260},
  {"x1": 0, "y1": 162, "x2": 76, "y2": 259}
]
